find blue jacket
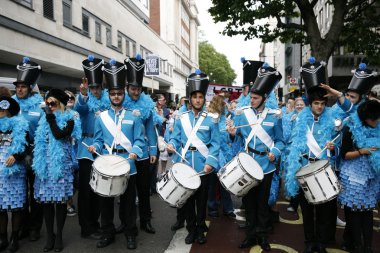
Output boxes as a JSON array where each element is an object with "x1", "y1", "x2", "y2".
[
  {"x1": 92, "y1": 108, "x2": 145, "y2": 175},
  {"x1": 169, "y1": 110, "x2": 220, "y2": 173},
  {"x1": 234, "y1": 106, "x2": 285, "y2": 174}
]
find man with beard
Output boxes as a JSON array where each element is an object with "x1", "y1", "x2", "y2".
[
  {"x1": 75, "y1": 55, "x2": 109, "y2": 240},
  {"x1": 12, "y1": 56, "x2": 43, "y2": 242},
  {"x1": 88, "y1": 59, "x2": 144, "y2": 250},
  {"x1": 167, "y1": 69, "x2": 220, "y2": 245}
]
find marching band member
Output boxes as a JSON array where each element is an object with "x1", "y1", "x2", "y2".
[
  {"x1": 227, "y1": 63, "x2": 284, "y2": 251},
  {"x1": 75, "y1": 55, "x2": 109, "y2": 240},
  {"x1": 0, "y1": 96, "x2": 28, "y2": 253},
  {"x1": 167, "y1": 69, "x2": 220, "y2": 245},
  {"x1": 12, "y1": 57, "x2": 44, "y2": 242},
  {"x1": 285, "y1": 58, "x2": 339, "y2": 253},
  {"x1": 88, "y1": 59, "x2": 145, "y2": 250},
  {"x1": 33, "y1": 88, "x2": 82, "y2": 252},
  {"x1": 338, "y1": 100, "x2": 380, "y2": 253},
  {"x1": 118, "y1": 54, "x2": 162, "y2": 235}
]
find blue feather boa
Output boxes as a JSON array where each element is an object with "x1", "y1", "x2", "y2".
[
  {"x1": 285, "y1": 107, "x2": 336, "y2": 197},
  {"x1": 87, "y1": 89, "x2": 110, "y2": 113},
  {"x1": 33, "y1": 110, "x2": 82, "y2": 180},
  {"x1": 123, "y1": 92, "x2": 164, "y2": 125},
  {"x1": 348, "y1": 112, "x2": 380, "y2": 174},
  {"x1": 12, "y1": 94, "x2": 43, "y2": 111},
  {"x1": 0, "y1": 116, "x2": 28, "y2": 175}
]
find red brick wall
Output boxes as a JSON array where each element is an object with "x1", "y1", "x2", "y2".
[{"x1": 150, "y1": 0, "x2": 160, "y2": 35}]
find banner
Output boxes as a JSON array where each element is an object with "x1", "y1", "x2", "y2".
[
  {"x1": 206, "y1": 84, "x2": 244, "y2": 102},
  {"x1": 145, "y1": 54, "x2": 160, "y2": 76}
]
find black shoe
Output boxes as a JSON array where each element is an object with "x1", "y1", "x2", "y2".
[
  {"x1": 140, "y1": 222, "x2": 155, "y2": 234},
  {"x1": 223, "y1": 211, "x2": 236, "y2": 218},
  {"x1": 126, "y1": 236, "x2": 136, "y2": 250},
  {"x1": 81, "y1": 232, "x2": 103, "y2": 240},
  {"x1": 115, "y1": 223, "x2": 126, "y2": 234},
  {"x1": 341, "y1": 241, "x2": 353, "y2": 251},
  {"x1": 238, "y1": 222, "x2": 249, "y2": 229},
  {"x1": 171, "y1": 221, "x2": 184, "y2": 231},
  {"x1": 43, "y1": 234, "x2": 55, "y2": 252},
  {"x1": 259, "y1": 237, "x2": 271, "y2": 251},
  {"x1": 185, "y1": 232, "x2": 196, "y2": 245},
  {"x1": 96, "y1": 236, "x2": 114, "y2": 248},
  {"x1": 54, "y1": 234, "x2": 63, "y2": 252},
  {"x1": 197, "y1": 232, "x2": 207, "y2": 245},
  {"x1": 29, "y1": 230, "x2": 40, "y2": 242},
  {"x1": 239, "y1": 237, "x2": 257, "y2": 248}
]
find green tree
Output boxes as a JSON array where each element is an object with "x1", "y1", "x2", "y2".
[
  {"x1": 209, "y1": 0, "x2": 380, "y2": 64},
  {"x1": 199, "y1": 41, "x2": 237, "y2": 85}
]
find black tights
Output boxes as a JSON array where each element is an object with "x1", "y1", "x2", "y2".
[
  {"x1": 43, "y1": 203, "x2": 67, "y2": 249},
  {"x1": 0, "y1": 210, "x2": 22, "y2": 236}
]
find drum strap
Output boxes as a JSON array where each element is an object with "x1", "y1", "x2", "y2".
[
  {"x1": 306, "y1": 127, "x2": 323, "y2": 158},
  {"x1": 100, "y1": 110, "x2": 132, "y2": 154},
  {"x1": 243, "y1": 108, "x2": 273, "y2": 151},
  {"x1": 180, "y1": 111, "x2": 208, "y2": 158}
]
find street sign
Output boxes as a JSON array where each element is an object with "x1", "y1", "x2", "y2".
[{"x1": 145, "y1": 54, "x2": 160, "y2": 76}]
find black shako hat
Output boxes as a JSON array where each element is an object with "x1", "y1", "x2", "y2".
[
  {"x1": 347, "y1": 63, "x2": 377, "y2": 95},
  {"x1": 125, "y1": 54, "x2": 145, "y2": 87},
  {"x1": 82, "y1": 55, "x2": 104, "y2": 88},
  {"x1": 13, "y1": 57, "x2": 42, "y2": 87},
  {"x1": 0, "y1": 96, "x2": 20, "y2": 116},
  {"x1": 46, "y1": 89, "x2": 69, "y2": 106},
  {"x1": 186, "y1": 69, "x2": 209, "y2": 98},
  {"x1": 300, "y1": 57, "x2": 326, "y2": 91},
  {"x1": 250, "y1": 63, "x2": 282, "y2": 98},
  {"x1": 102, "y1": 59, "x2": 127, "y2": 90},
  {"x1": 241, "y1": 57, "x2": 264, "y2": 88}
]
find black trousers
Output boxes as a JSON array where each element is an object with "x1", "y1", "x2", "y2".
[
  {"x1": 185, "y1": 174, "x2": 210, "y2": 234},
  {"x1": 343, "y1": 206, "x2": 373, "y2": 249},
  {"x1": 100, "y1": 175, "x2": 138, "y2": 238},
  {"x1": 299, "y1": 193, "x2": 337, "y2": 245},
  {"x1": 120, "y1": 159, "x2": 151, "y2": 225},
  {"x1": 21, "y1": 164, "x2": 43, "y2": 233},
  {"x1": 78, "y1": 159, "x2": 100, "y2": 236},
  {"x1": 245, "y1": 171, "x2": 273, "y2": 239}
]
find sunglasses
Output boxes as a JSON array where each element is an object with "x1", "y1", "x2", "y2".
[
  {"x1": 68, "y1": 96, "x2": 75, "y2": 100},
  {"x1": 109, "y1": 92, "x2": 124, "y2": 97},
  {"x1": 46, "y1": 101, "x2": 58, "y2": 107}
]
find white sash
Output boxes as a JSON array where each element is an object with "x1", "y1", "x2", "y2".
[
  {"x1": 243, "y1": 108, "x2": 274, "y2": 150},
  {"x1": 306, "y1": 127, "x2": 323, "y2": 157},
  {"x1": 180, "y1": 112, "x2": 209, "y2": 158},
  {"x1": 100, "y1": 110, "x2": 133, "y2": 153}
]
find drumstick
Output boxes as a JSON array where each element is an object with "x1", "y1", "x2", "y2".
[
  {"x1": 315, "y1": 134, "x2": 341, "y2": 159},
  {"x1": 161, "y1": 139, "x2": 190, "y2": 164},
  {"x1": 188, "y1": 171, "x2": 205, "y2": 178},
  {"x1": 221, "y1": 122, "x2": 258, "y2": 132},
  {"x1": 82, "y1": 141, "x2": 103, "y2": 157}
]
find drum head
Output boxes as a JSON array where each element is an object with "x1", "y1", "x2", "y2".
[
  {"x1": 171, "y1": 163, "x2": 201, "y2": 190},
  {"x1": 296, "y1": 159, "x2": 329, "y2": 176},
  {"x1": 93, "y1": 155, "x2": 130, "y2": 176},
  {"x1": 238, "y1": 152, "x2": 264, "y2": 180}
]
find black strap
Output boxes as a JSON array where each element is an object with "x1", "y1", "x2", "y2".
[
  {"x1": 302, "y1": 154, "x2": 319, "y2": 162},
  {"x1": 248, "y1": 147, "x2": 268, "y2": 156}
]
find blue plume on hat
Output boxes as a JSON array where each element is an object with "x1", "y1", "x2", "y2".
[
  {"x1": 109, "y1": 58, "x2": 116, "y2": 66},
  {"x1": 22, "y1": 57, "x2": 30, "y2": 64},
  {"x1": 136, "y1": 54, "x2": 142, "y2": 61},
  {"x1": 195, "y1": 69, "x2": 201, "y2": 75},
  {"x1": 359, "y1": 63, "x2": 367, "y2": 70},
  {"x1": 262, "y1": 62, "x2": 270, "y2": 69},
  {"x1": 240, "y1": 57, "x2": 246, "y2": 63},
  {"x1": 88, "y1": 54, "x2": 95, "y2": 62},
  {"x1": 309, "y1": 57, "x2": 316, "y2": 64}
]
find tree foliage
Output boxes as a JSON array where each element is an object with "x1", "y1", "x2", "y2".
[
  {"x1": 199, "y1": 41, "x2": 237, "y2": 85},
  {"x1": 209, "y1": 0, "x2": 380, "y2": 65}
]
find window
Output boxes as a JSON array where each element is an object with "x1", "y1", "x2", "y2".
[
  {"x1": 13, "y1": 0, "x2": 33, "y2": 8},
  {"x1": 117, "y1": 34, "x2": 122, "y2": 50},
  {"x1": 43, "y1": 0, "x2": 54, "y2": 20},
  {"x1": 95, "y1": 22, "x2": 101, "y2": 43},
  {"x1": 132, "y1": 43, "x2": 137, "y2": 57},
  {"x1": 125, "y1": 39, "x2": 131, "y2": 57},
  {"x1": 106, "y1": 27, "x2": 112, "y2": 46},
  {"x1": 82, "y1": 14, "x2": 89, "y2": 35},
  {"x1": 62, "y1": 0, "x2": 72, "y2": 26}
]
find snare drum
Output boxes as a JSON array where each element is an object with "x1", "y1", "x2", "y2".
[
  {"x1": 296, "y1": 159, "x2": 341, "y2": 204},
  {"x1": 157, "y1": 163, "x2": 200, "y2": 208},
  {"x1": 90, "y1": 155, "x2": 130, "y2": 197},
  {"x1": 218, "y1": 152, "x2": 264, "y2": 196}
]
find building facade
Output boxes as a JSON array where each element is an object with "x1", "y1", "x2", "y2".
[{"x1": 0, "y1": 0, "x2": 200, "y2": 99}]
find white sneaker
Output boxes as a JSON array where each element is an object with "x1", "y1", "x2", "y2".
[
  {"x1": 336, "y1": 217, "x2": 346, "y2": 227},
  {"x1": 287, "y1": 206, "x2": 295, "y2": 212}
]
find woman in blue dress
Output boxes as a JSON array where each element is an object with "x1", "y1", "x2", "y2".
[
  {"x1": 33, "y1": 89, "x2": 81, "y2": 252},
  {"x1": 0, "y1": 96, "x2": 28, "y2": 253}
]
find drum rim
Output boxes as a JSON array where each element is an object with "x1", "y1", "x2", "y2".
[
  {"x1": 170, "y1": 163, "x2": 201, "y2": 190},
  {"x1": 237, "y1": 152, "x2": 264, "y2": 180},
  {"x1": 91, "y1": 167, "x2": 129, "y2": 178},
  {"x1": 92, "y1": 154, "x2": 130, "y2": 176},
  {"x1": 295, "y1": 160, "x2": 330, "y2": 177}
]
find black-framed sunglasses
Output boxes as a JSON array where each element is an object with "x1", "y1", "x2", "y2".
[
  {"x1": 68, "y1": 96, "x2": 75, "y2": 100},
  {"x1": 46, "y1": 101, "x2": 57, "y2": 107}
]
